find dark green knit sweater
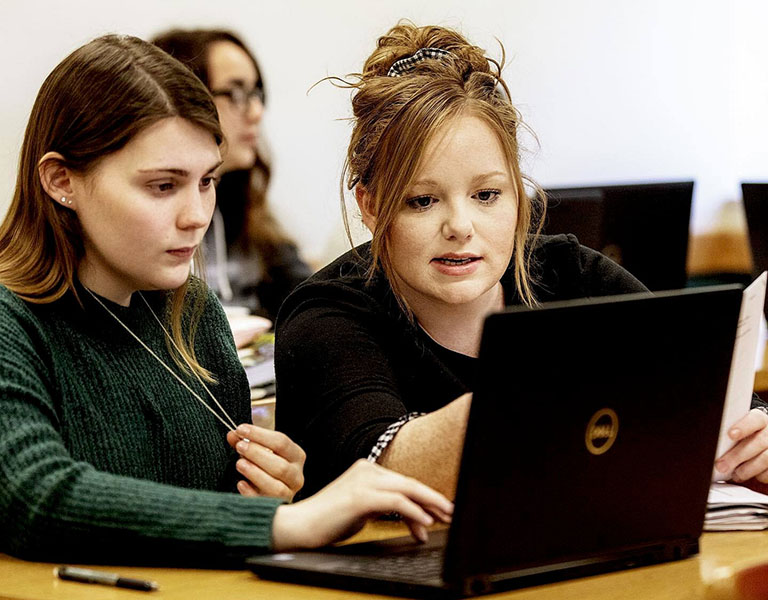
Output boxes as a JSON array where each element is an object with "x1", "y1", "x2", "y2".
[{"x1": 0, "y1": 281, "x2": 282, "y2": 564}]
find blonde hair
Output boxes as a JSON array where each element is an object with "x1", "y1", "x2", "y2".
[
  {"x1": 338, "y1": 22, "x2": 545, "y2": 314},
  {"x1": 0, "y1": 35, "x2": 223, "y2": 381}
]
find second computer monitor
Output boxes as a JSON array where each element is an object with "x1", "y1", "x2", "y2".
[
  {"x1": 543, "y1": 181, "x2": 693, "y2": 291},
  {"x1": 742, "y1": 183, "x2": 768, "y2": 277}
]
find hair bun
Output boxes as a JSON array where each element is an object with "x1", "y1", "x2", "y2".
[{"x1": 362, "y1": 22, "x2": 492, "y2": 80}]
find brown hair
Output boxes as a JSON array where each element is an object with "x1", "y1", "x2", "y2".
[
  {"x1": 151, "y1": 28, "x2": 289, "y2": 272},
  {"x1": 0, "y1": 34, "x2": 223, "y2": 380},
  {"x1": 338, "y1": 22, "x2": 545, "y2": 313}
]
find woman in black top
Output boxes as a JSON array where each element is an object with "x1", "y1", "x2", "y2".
[{"x1": 275, "y1": 22, "x2": 768, "y2": 499}]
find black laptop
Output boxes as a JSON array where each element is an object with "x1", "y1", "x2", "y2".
[
  {"x1": 544, "y1": 181, "x2": 693, "y2": 291},
  {"x1": 248, "y1": 286, "x2": 742, "y2": 598},
  {"x1": 742, "y1": 183, "x2": 768, "y2": 316}
]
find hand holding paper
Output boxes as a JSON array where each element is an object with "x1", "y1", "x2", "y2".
[{"x1": 713, "y1": 272, "x2": 768, "y2": 481}]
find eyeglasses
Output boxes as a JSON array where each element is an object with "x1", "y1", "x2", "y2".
[{"x1": 211, "y1": 85, "x2": 265, "y2": 112}]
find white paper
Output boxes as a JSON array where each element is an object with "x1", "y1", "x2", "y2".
[
  {"x1": 713, "y1": 272, "x2": 768, "y2": 481},
  {"x1": 244, "y1": 357, "x2": 275, "y2": 388},
  {"x1": 705, "y1": 483, "x2": 768, "y2": 531},
  {"x1": 708, "y1": 482, "x2": 768, "y2": 505}
]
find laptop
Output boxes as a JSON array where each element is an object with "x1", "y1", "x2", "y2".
[
  {"x1": 742, "y1": 183, "x2": 768, "y2": 315},
  {"x1": 248, "y1": 286, "x2": 742, "y2": 598},
  {"x1": 544, "y1": 182, "x2": 693, "y2": 291},
  {"x1": 543, "y1": 188, "x2": 606, "y2": 252}
]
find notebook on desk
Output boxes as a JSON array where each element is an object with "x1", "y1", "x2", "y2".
[{"x1": 248, "y1": 286, "x2": 742, "y2": 598}]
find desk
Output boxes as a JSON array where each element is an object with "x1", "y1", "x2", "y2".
[{"x1": 2, "y1": 524, "x2": 768, "y2": 600}]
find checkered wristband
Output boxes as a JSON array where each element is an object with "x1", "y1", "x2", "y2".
[{"x1": 367, "y1": 412, "x2": 426, "y2": 463}]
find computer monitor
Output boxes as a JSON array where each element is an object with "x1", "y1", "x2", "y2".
[{"x1": 543, "y1": 181, "x2": 694, "y2": 291}]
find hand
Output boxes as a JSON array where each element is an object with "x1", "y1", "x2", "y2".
[
  {"x1": 715, "y1": 409, "x2": 768, "y2": 483},
  {"x1": 226, "y1": 424, "x2": 306, "y2": 501},
  {"x1": 270, "y1": 460, "x2": 454, "y2": 551}
]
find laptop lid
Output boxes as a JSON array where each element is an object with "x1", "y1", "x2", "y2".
[
  {"x1": 544, "y1": 189, "x2": 607, "y2": 252},
  {"x1": 544, "y1": 182, "x2": 693, "y2": 291},
  {"x1": 741, "y1": 183, "x2": 768, "y2": 316},
  {"x1": 444, "y1": 286, "x2": 741, "y2": 589},
  {"x1": 249, "y1": 286, "x2": 741, "y2": 597}
]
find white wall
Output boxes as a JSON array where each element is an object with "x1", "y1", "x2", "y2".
[
  {"x1": 733, "y1": 0, "x2": 768, "y2": 184},
  {"x1": 1, "y1": 0, "x2": 764, "y2": 266}
]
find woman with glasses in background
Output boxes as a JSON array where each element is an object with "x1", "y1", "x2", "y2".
[{"x1": 153, "y1": 29, "x2": 312, "y2": 321}]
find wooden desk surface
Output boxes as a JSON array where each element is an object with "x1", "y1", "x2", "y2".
[{"x1": 2, "y1": 523, "x2": 768, "y2": 600}]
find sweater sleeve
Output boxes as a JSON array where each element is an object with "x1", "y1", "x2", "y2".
[
  {"x1": 0, "y1": 292, "x2": 281, "y2": 564},
  {"x1": 275, "y1": 284, "x2": 410, "y2": 498}
]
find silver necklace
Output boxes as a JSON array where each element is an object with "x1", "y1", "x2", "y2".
[{"x1": 84, "y1": 287, "x2": 239, "y2": 432}]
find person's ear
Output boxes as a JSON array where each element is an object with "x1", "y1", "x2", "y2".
[
  {"x1": 38, "y1": 152, "x2": 76, "y2": 210},
  {"x1": 355, "y1": 185, "x2": 377, "y2": 233}
]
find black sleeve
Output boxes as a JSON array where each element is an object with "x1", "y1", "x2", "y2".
[
  {"x1": 274, "y1": 284, "x2": 408, "y2": 498},
  {"x1": 575, "y1": 243, "x2": 650, "y2": 295},
  {"x1": 752, "y1": 393, "x2": 768, "y2": 410},
  {"x1": 531, "y1": 234, "x2": 649, "y2": 302}
]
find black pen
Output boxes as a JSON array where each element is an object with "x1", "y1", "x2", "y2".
[{"x1": 54, "y1": 566, "x2": 159, "y2": 592}]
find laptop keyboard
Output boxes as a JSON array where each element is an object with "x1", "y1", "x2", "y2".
[{"x1": 340, "y1": 548, "x2": 444, "y2": 581}]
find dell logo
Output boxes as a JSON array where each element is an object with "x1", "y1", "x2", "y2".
[{"x1": 585, "y1": 408, "x2": 619, "y2": 455}]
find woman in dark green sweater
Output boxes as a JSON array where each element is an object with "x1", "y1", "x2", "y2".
[{"x1": 0, "y1": 34, "x2": 451, "y2": 565}]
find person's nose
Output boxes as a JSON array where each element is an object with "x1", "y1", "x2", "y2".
[
  {"x1": 244, "y1": 95, "x2": 263, "y2": 124},
  {"x1": 178, "y1": 187, "x2": 214, "y2": 231},
  {"x1": 441, "y1": 200, "x2": 474, "y2": 241}
]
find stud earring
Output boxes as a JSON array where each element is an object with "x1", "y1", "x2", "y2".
[{"x1": 60, "y1": 197, "x2": 67, "y2": 204}]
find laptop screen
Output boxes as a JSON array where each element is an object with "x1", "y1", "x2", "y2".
[
  {"x1": 543, "y1": 182, "x2": 693, "y2": 291},
  {"x1": 445, "y1": 287, "x2": 740, "y2": 582},
  {"x1": 742, "y1": 183, "x2": 768, "y2": 317}
]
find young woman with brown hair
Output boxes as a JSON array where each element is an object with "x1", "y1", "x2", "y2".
[
  {"x1": 0, "y1": 33, "x2": 451, "y2": 564},
  {"x1": 275, "y1": 22, "x2": 768, "y2": 500}
]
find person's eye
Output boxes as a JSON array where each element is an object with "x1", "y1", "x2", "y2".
[
  {"x1": 253, "y1": 84, "x2": 265, "y2": 105},
  {"x1": 149, "y1": 181, "x2": 176, "y2": 194},
  {"x1": 231, "y1": 88, "x2": 247, "y2": 106},
  {"x1": 474, "y1": 189, "x2": 501, "y2": 204},
  {"x1": 200, "y1": 176, "x2": 219, "y2": 189},
  {"x1": 405, "y1": 195, "x2": 437, "y2": 210}
]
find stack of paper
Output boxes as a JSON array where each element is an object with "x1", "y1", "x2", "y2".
[{"x1": 706, "y1": 483, "x2": 768, "y2": 531}]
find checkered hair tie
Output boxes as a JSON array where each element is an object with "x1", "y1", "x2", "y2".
[{"x1": 386, "y1": 47, "x2": 454, "y2": 77}]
